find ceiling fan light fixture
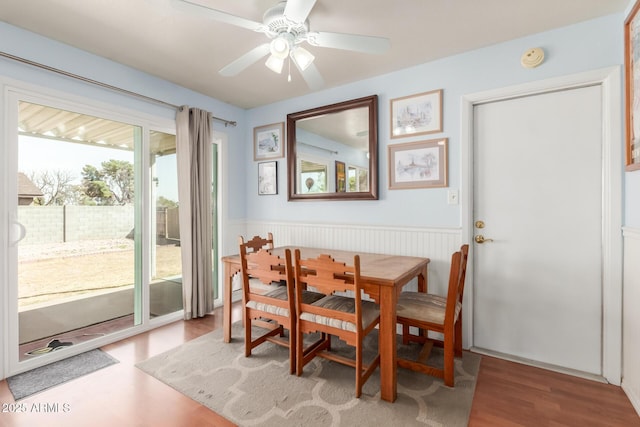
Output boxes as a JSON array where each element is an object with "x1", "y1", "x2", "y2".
[
  {"x1": 188, "y1": 0, "x2": 390, "y2": 90},
  {"x1": 265, "y1": 54, "x2": 285, "y2": 73},
  {"x1": 269, "y1": 36, "x2": 290, "y2": 59},
  {"x1": 291, "y1": 46, "x2": 314, "y2": 70}
]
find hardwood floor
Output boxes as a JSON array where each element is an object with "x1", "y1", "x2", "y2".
[
  {"x1": 1, "y1": 303, "x2": 638, "y2": 427},
  {"x1": 0, "y1": 312, "x2": 234, "y2": 427},
  {"x1": 469, "y1": 357, "x2": 640, "y2": 427}
]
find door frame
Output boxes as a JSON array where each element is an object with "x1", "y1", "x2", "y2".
[{"x1": 460, "y1": 67, "x2": 622, "y2": 384}]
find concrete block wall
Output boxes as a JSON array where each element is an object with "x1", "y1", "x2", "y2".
[
  {"x1": 17, "y1": 206, "x2": 64, "y2": 244},
  {"x1": 17, "y1": 205, "x2": 134, "y2": 244},
  {"x1": 65, "y1": 206, "x2": 134, "y2": 241}
]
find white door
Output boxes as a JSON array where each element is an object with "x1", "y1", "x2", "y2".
[{"x1": 472, "y1": 85, "x2": 603, "y2": 375}]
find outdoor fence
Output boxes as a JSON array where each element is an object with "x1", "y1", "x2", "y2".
[{"x1": 17, "y1": 205, "x2": 179, "y2": 245}]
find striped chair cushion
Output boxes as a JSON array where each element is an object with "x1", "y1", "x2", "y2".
[
  {"x1": 246, "y1": 287, "x2": 324, "y2": 317},
  {"x1": 248, "y1": 278, "x2": 285, "y2": 293},
  {"x1": 396, "y1": 291, "x2": 461, "y2": 326},
  {"x1": 300, "y1": 295, "x2": 380, "y2": 332}
]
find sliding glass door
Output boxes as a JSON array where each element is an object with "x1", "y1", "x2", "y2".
[
  {"x1": 149, "y1": 130, "x2": 183, "y2": 317},
  {"x1": 16, "y1": 101, "x2": 141, "y2": 360},
  {"x1": 6, "y1": 92, "x2": 191, "y2": 372}
]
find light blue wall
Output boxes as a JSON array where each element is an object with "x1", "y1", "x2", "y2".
[
  {"x1": 246, "y1": 14, "x2": 625, "y2": 228},
  {"x1": 0, "y1": 13, "x2": 632, "y2": 228},
  {"x1": 627, "y1": 172, "x2": 640, "y2": 227},
  {"x1": 0, "y1": 21, "x2": 247, "y2": 220}
]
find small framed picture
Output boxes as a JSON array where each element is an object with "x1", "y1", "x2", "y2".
[
  {"x1": 254, "y1": 122, "x2": 284, "y2": 160},
  {"x1": 390, "y1": 89, "x2": 443, "y2": 139},
  {"x1": 625, "y1": 1, "x2": 640, "y2": 171},
  {"x1": 258, "y1": 161, "x2": 277, "y2": 195},
  {"x1": 388, "y1": 138, "x2": 448, "y2": 189}
]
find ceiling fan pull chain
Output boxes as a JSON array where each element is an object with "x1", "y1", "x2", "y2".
[{"x1": 287, "y1": 57, "x2": 292, "y2": 82}]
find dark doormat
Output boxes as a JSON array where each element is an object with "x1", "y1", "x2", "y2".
[{"x1": 6, "y1": 349, "x2": 118, "y2": 401}]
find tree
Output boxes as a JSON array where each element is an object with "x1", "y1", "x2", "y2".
[
  {"x1": 29, "y1": 169, "x2": 76, "y2": 206},
  {"x1": 81, "y1": 165, "x2": 113, "y2": 205},
  {"x1": 157, "y1": 196, "x2": 178, "y2": 208},
  {"x1": 101, "y1": 160, "x2": 134, "y2": 205},
  {"x1": 80, "y1": 160, "x2": 133, "y2": 205}
]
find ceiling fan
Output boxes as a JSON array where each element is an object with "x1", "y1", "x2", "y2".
[{"x1": 180, "y1": 0, "x2": 391, "y2": 90}]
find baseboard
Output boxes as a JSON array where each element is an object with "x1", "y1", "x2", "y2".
[
  {"x1": 470, "y1": 346, "x2": 608, "y2": 384},
  {"x1": 622, "y1": 380, "x2": 640, "y2": 417}
]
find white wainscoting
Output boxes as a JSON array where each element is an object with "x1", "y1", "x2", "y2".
[
  {"x1": 242, "y1": 220, "x2": 462, "y2": 296},
  {"x1": 623, "y1": 227, "x2": 640, "y2": 416},
  {"x1": 219, "y1": 219, "x2": 246, "y2": 294}
]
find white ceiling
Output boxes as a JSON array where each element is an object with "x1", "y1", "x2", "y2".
[{"x1": 0, "y1": 0, "x2": 628, "y2": 109}]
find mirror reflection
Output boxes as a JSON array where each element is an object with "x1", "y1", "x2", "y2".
[{"x1": 287, "y1": 95, "x2": 378, "y2": 201}]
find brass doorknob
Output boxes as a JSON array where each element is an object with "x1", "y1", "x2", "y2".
[{"x1": 474, "y1": 235, "x2": 494, "y2": 244}]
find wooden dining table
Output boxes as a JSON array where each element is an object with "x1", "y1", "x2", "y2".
[{"x1": 220, "y1": 246, "x2": 429, "y2": 403}]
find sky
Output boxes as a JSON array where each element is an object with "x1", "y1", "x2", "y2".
[{"x1": 18, "y1": 135, "x2": 178, "y2": 203}]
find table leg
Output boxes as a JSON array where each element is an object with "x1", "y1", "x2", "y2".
[
  {"x1": 418, "y1": 264, "x2": 428, "y2": 293},
  {"x1": 379, "y1": 285, "x2": 397, "y2": 402}
]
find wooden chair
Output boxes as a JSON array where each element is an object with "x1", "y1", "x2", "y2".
[
  {"x1": 293, "y1": 250, "x2": 380, "y2": 398},
  {"x1": 238, "y1": 235, "x2": 323, "y2": 374},
  {"x1": 396, "y1": 244, "x2": 469, "y2": 387}
]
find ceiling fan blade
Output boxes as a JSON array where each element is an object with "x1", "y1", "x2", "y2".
[
  {"x1": 294, "y1": 61, "x2": 324, "y2": 91},
  {"x1": 179, "y1": 0, "x2": 265, "y2": 32},
  {"x1": 219, "y1": 43, "x2": 271, "y2": 76},
  {"x1": 307, "y1": 31, "x2": 390, "y2": 54},
  {"x1": 283, "y1": 0, "x2": 317, "y2": 23}
]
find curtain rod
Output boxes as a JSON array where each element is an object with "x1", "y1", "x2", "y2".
[
  {"x1": 298, "y1": 141, "x2": 338, "y2": 155},
  {"x1": 0, "y1": 50, "x2": 237, "y2": 127}
]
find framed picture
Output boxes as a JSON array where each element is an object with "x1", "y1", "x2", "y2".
[
  {"x1": 390, "y1": 89, "x2": 443, "y2": 139},
  {"x1": 625, "y1": 1, "x2": 640, "y2": 171},
  {"x1": 388, "y1": 138, "x2": 448, "y2": 189},
  {"x1": 335, "y1": 161, "x2": 346, "y2": 192},
  {"x1": 258, "y1": 161, "x2": 277, "y2": 195},
  {"x1": 254, "y1": 122, "x2": 284, "y2": 160}
]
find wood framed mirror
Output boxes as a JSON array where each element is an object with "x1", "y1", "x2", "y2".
[{"x1": 287, "y1": 95, "x2": 378, "y2": 201}]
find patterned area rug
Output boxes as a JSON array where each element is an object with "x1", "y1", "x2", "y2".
[{"x1": 137, "y1": 323, "x2": 480, "y2": 426}]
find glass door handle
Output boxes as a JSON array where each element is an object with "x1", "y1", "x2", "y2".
[{"x1": 10, "y1": 220, "x2": 26, "y2": 246}]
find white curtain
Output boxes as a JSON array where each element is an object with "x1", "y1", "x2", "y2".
[{"x1": 176, "y1": 106, "x2": 214, "y2": 319}]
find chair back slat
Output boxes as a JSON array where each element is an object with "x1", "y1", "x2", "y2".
[
  {"x1": 444, "y1": 250, "x2": 462, "y2": 326},
  {"x1": 294, "y1": 250, "x2": 364, "y2": 327},
  {"x1": 457, "y1": 244, "x2": 470, "y2": 303},
  {"x1": 244, "y1": 249, "x2": 287, "y2": 285},
  {"x1": 242, "y1": 232, "x2": 274, "y2": 253},
  {"x1": 444, "y1": 244, "x2": 470, "y2": 323},
  {"x1": 296, "y1": 253, "x2": 358, "y2": 296}
]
